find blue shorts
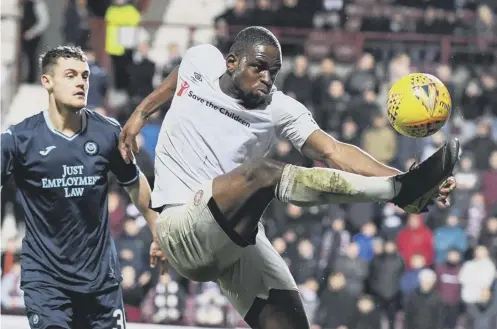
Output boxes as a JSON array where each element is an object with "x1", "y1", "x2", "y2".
[{"x1": 22, "y1": 282, "x2": 126, "y2": 329}]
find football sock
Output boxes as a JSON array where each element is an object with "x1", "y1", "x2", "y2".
[{"x1": 275, "y1": 165, "x2": 401, "y2": 206}]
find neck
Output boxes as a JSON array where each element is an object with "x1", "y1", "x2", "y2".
[
  {"x1": 219, "y1": 73, "x2": 239, "y2": 99},
  {"x1": 48, "y1": 97, "x2": 82, "y2": 134}
]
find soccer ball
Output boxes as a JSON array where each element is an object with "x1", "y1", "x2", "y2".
[{"x1": 387, "y1": 73, "x2": 452, "y2": 138}]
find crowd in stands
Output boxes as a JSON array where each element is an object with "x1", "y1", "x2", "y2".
[{"x1": 3, "y1": 0, "x2": 497, "y2": 328}]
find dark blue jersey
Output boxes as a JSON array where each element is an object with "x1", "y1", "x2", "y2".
[{"x1": 1, "y1": 109, "x2": 139, "y2": 293}]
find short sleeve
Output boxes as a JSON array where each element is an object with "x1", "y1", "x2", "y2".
[
  {"x1": 109, "y1": 128, "x2": 140, "y2": 186},
  {"x1": 178, "y1": 44, "x2": 225, "y2": 87},
  {"x1": 1, "y1": 127, "x2": 16, "y2": 186},
  {"x1": 272, "y1": 92, "x2": 320, "y2": 151}
]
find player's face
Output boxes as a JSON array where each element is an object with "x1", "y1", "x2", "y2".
[
  {"x1": 231, "y1": 45, "x2": 281, "y2": 108},
  {"x1": 41, "y1": 58, "x2": 90, "y2": 111}
]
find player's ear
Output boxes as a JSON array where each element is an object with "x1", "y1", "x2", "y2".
[
  {"x1": 40, "y1": 73, "x2": 53, "y2": 91},
  {"x1": 225, "y1": 53, "x2": 238, "y2": 75}
]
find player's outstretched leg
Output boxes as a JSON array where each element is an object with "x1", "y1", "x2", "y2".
[{"x1": 211, "y1": 138, "x2": 459, "y2": 242}]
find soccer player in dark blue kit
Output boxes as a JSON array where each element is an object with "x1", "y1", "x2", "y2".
[{"x1": 1, "y1": 46, "x2": 165, "y2": 329}]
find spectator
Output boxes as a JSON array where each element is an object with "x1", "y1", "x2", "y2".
[
  {"x1": 482, "y1": 151, "x2": 497, "y2": 214},
  {"x1": 121, "y1": 265, "x2": 146, "y2": 322},
  {"x1": 453, "y1": 153, "x2": 481, "y2": 213},
  {"x1": 85, "y1": 49, "x2": 108, "y2": 110},
  {"x1": 360, "y1": 112, "x2": 397, "y2": 166},
  {"x1": 0, "y1": 261, "x2": 24, "y2": 313},
  {"x1": 369, "y1": 240, "x2": 404, "y2": 329},
  {"x1": 459, "y1": 245, "x2": 496, "y2": 304},
  {"x1": 466, "y1": 288, "x2": 497, "y2": 329},
  {"x1": 115, "y1": 218, "x2": 149, "y2": 275},
  {"x1": 350, "y1": 295, "x2": 382, "y2": 329},
  {"x1": 105, "y1": 0, "x2": 141, "y2": 91},
  {"x1": 464, "y1": 120, "x2": 497, "y2": 171},
  {"x1": 63, "y1": 0, "x2": 90, "y2": 48},
  {"x1": 480, "y1": 217, "x2": 497, "y2": 265},
  {"x1": 397, "y1": 214, "x2": 434, "y2": 269},
  {"x1": 335, "y1": 243, "x2": 369, "y2": 297},
  {"x1": 466, "y1": 192, "x2": 487, "y2": 246},
  {"x1": 344, "y1": 53, "x2": 379, "y2": 97},
  {"x1": 353, "y1": 222, "x2": 377, "y2": 262},
  {"x1": 404, "y1": 269, "x2": 444, "y2": 329},
  {"x1": 316, "y1": 81, "x2": 348, "y2": 135},
  {"x1": 475, "y1": 5, "x2": 497, "y2": 39},
  {"x1": 314, "y1": 272, "x2": 356, "y2": 329},
  {"x1": 339, "y1": 118, "x2": 361, "y2": 147},
  {"x1": 127, "y1": 42, "x2": 156, "y2": 107},
  {"x1": 400, "y1": 254, "x2": 427, "y2": 302},
  {"x1": 276, "y1": 0, "x2": 313, "y2": 28},
  {"x1": 436, "y1": 65, "x2": 458, "y2": 107},
  {"x1": 214, "y1": 0, "x2": 252, "y2": 27},
  {"x1": 252, "y1": 0, "x2": 275, "y2": 27},
  {"x1": 379, "y1": 204, "x2": 404, "y2": 240},
  {"x1": 282, "y1": 55, "x2": 313, "y2": 106},
  {"x1": 434, "y1": 215, "x2": 468, "y2": 264},
  {"x1": 342, "y1": 89, "x2": 380, "y2": 133},
  {"x1": 435, "y1": 249, "x2": 463, "y2": 329},
  {"x1": 272, "y1": 237, "x2": 291, "y2": 267},
  {"x1": 316, "y1": 217, "x2": 346, "y2": 292},
  {"x1": 291, "y1": 239, "x2": 318, "y2": 285},
  {"x1": 21, "y1": 0, "x2": 49, "y2": 83},
  {"x1": 312, "y1": 58, "x2": 340, "y2": 107},
  {"x1": 1, "y1": 237, "x2": 20, "y2": 275},
  {"x1": 300, "y1": 279, "x2": 320, "y2": 325}
]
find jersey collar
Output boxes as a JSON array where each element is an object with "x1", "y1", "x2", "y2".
[{"x1": 43, "y1": 109, "x2": 88, "y2": 141}]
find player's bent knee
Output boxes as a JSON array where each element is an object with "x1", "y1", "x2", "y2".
[
  {"x1": 245, "y1": 289, "x2": 310, "y2": 329},
  {"x1": 243, "y1": 159, "x2": 285, "y2": 188}
]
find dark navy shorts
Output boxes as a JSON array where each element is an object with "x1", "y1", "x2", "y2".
[{"x1": 22, "y1": 282, "x2": 126, "y2": 329}]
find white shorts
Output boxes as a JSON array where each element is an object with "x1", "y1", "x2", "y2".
[{"x1": 156, "y1": 181, "x2": 298, "y2": 317}]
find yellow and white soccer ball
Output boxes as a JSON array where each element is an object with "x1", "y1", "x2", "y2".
[{"x1": 387, "y1": 73, "x2": 452, "y2": 138}]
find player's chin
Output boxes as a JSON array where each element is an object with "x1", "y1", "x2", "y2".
[
  {"x1": 243, "y1": 92, "x2": 267, "y2": 108},
  {"x1": 69, "y1": 100, "x2": 87, "y2": 111}
]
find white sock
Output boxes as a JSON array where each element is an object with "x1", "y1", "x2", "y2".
[{"x1": 275, "y1": 165, "x2": 400, "y2": 206}]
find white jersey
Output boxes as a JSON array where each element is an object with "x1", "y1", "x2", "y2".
[{"x1": 151, "y1": 44, "x2": 319, "y2": 207}]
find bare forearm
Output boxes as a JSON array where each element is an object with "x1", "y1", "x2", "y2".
[
  {"x1": 325, "y1": 141, "x2": 401, "y2": 177},
  {"x1": 125, "y1": 173, "x2": 158, "y2": 239},
  {"x1": 136, "y1": 67, "x2": 178, "y2": 121}
]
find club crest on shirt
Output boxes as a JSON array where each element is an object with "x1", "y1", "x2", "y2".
[
  {"x1": 84, "y1": 141, "x2": 99, "y2": 156},
  {"x1": 29, "y1": 313, "x2": 41, "y2": 327}
]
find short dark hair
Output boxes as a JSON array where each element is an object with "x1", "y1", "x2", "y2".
[
  {"x1": 39, "y1": 46, "x2": 87, "y2": 74},
  {"x1": 229, "y1": 26, "x2": 281, "y2": 57}
]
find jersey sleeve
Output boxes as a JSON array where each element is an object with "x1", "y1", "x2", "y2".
[
  {"x1": 177, "y1": 44, "x2": 225, "y2": 87},
  {"x1": 109, "y1": 128, "x2": 140, "y2": 186},
  {"x1": 1, "y1": 127, "x2": 16, "y2": 186},
  {"x1": 272, "y1": 92, "x2": 320, "y2": 151}
]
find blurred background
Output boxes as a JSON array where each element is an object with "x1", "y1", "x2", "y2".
[{"x1": 1, "y1": 0, "x2": 497, "y2": 328}]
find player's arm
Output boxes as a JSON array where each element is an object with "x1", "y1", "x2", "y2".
[
  {"x1": 119, "y1": 67, "x2": 179, "y2": 163},
  {"x1": 301, "y1": 129, "x2": 401, "y2": 177},
  {"x1": 123, "y1": 173, "x2": 158, "y2": 239},
  {"x1": 1, "y1": 127, "x2": 17, "y2": 187},
  {"x1": 110, "y1": 131, "x2": 166, "y2": 268}
]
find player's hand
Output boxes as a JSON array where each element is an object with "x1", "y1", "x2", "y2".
[
  {"x1": 119, "y1": 111, "x2": 145, "y2": 164},
  {"x1": 150, "y1": 240, "x2": 167, "y2": 274},
  {"x1": 435, "y1": 176, "x2": 456, "y2": 208}
]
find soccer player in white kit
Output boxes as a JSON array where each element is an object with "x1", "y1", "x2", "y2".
[{"x1": 120, "y1": 27, "x2": 458, "y2": 329}]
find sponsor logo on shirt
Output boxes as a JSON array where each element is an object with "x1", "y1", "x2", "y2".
[{"x1": 185, "y1": 90, "x2": 251, "y2": 127}]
